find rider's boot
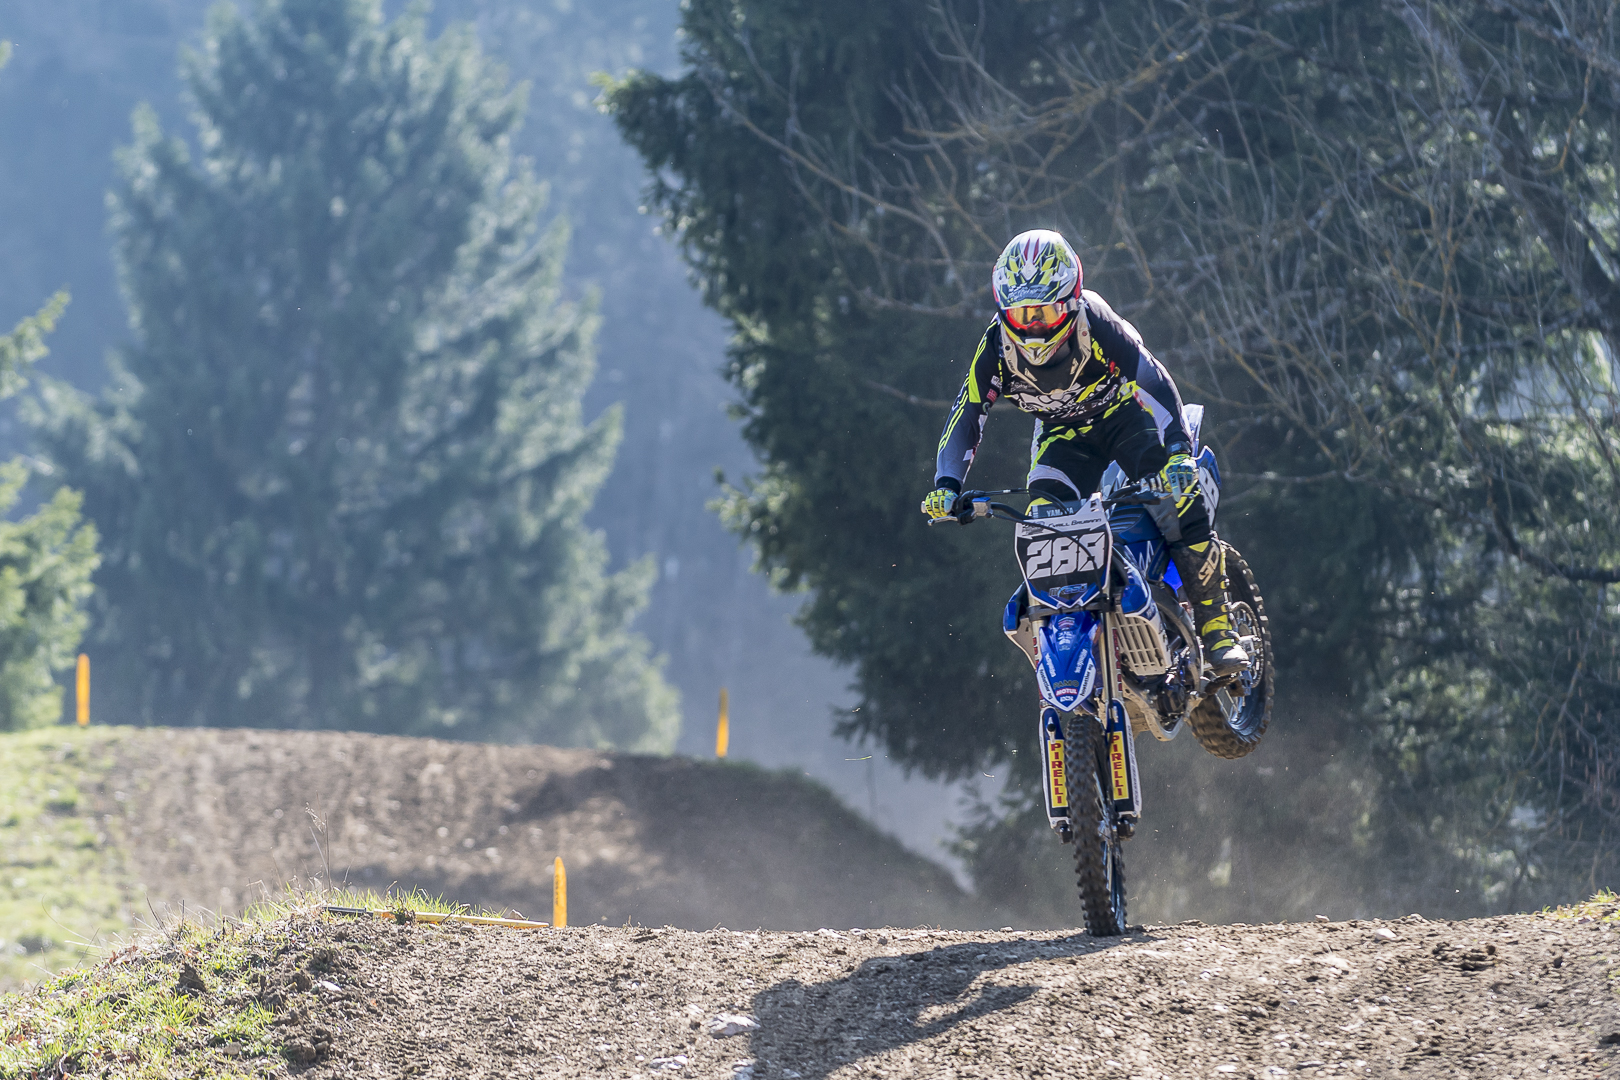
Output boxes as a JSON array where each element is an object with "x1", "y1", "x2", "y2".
[{"x1": 1170, "y1": 540, "x2": 1250, "y2": 680}]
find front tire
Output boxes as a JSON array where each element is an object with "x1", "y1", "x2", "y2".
[
  {"x1": 1065, "y1": 711, "x2": 1127, "y2": 935},
  {"x1": 1189, "y1": 541, "x2": 1273, "y2": 759}
]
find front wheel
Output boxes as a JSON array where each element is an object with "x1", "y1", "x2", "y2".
[
  {"x1": 1065, "y1": 711, "x2": 1127, "y2": 935},
  {"x1": 1189, "y1": 541, "x2": 1273, "y2": 759}
]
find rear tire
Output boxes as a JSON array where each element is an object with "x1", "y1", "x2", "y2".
[
  {"x1": 1189, "y1": 541, "x2": 1273, "y2": 759},
  {"x1": 1065, "y1": 711, "x2": 1127, "y2": 935}
]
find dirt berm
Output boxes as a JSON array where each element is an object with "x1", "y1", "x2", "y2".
[
  {"x1": 248, "y1": 908, "x2": 1617, "y2": 1078},
  {"x1": 100, "y1": 728, "x2": 991, "y2": 930}
]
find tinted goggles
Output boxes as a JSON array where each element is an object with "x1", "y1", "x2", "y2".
[{"x1": 1004, "y1": 302, "x2": 1071, "y2": 331}]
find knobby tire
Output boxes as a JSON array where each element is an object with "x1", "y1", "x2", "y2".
[
  {"x1": 1065, "y1": 711, "x2": 1127, "y2": 936},
  {"x1": 1189, "y1": 541, "x2": 1274, "y2": 759}
]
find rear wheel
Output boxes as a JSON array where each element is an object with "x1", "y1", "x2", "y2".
[
  {"x1": 1190, "y1": 541, "x2": 1273, "y2": 759},
  {"x1": 1065, "y1": 711, "x2": 1127, "y2": 935}
]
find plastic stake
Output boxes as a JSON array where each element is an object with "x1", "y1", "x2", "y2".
[
  {"x1": 75, "y1": 654, "x2": 89, "y2": 726},
  {"x1": 716, "y1": 687, "x2": 730, "y2": 759},
  {"x1": 553, "y1": 856, "x2": 567, "y2": 928}
]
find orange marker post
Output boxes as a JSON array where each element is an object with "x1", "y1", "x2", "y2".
[
  {"x1": 75, "y1": 654, "x2": 89, "y2": 726},
  {"x1": 553, "y1": 856, "x2": 567, "y2": 928},
  {"x1": 716, "y1": 687, "x2": 730, "y2": 759}
]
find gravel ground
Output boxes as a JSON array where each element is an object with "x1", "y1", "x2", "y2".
[{"x1": 255, "y1": 909, "x2": 1620, "y2": 1079}]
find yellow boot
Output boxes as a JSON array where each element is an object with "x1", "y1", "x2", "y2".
[{"x1": 1170, "y1": 540, "x2": 1250, "y2": 679}]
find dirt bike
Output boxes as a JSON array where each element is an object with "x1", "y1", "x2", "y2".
[{"x1": 929, "y1": 405, "x2": 1272, "y2": 935}]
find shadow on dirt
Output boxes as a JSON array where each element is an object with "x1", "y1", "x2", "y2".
[{"x1": 746, "y1": 933, "x2": 1143, "y2": 1077}]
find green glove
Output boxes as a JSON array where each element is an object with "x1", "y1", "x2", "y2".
[
  {"x1": 1160, "y1": 452, "x2": 1197, "y2": 506},
  {"x1": 921, "y1": 487, "x2": 960, "y2": 521}
]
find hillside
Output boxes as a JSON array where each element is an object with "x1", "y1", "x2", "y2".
[{"x1": 0, "y1": 727, "x2": 991, "y2": 989}]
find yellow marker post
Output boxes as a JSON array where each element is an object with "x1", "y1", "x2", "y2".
[
  {"x1": 553, "y1": 856, "x2": 567, "y2": 928},
  {"x1": 716, "y1": 687, "x2": 730, "y2": 759},
  {"x1": 75, "y1": 654, "x2": 89, "y2": 726}
]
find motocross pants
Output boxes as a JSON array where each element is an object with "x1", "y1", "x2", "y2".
[{"x1": 1025, "y1": 399, "x2": 1213, "y2": 550}]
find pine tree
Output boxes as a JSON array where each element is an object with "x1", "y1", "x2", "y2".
[{"x1": 28, "y1": 0, "x2": 677, "y2": 748}]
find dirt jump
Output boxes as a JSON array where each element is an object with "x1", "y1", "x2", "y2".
[{"x1": 97, "y1": 727, "x2": 989, "y2": 931}]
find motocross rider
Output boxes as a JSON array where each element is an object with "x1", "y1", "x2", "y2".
[{"x1": 921, "y1": 229, "x2": 1249, "y2": 677}]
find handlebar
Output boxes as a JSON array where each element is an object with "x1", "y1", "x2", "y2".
[{"x1": 927, "y1": 486, "x2": 1171, "y2": 527}]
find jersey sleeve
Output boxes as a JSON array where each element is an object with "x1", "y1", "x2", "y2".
[
  {"x1": 933, "y1": 322, "x2": 1002, "y2": 490},
  {"x1": 1084, "y1": 291, "x2": 1192, "y2": 449}
]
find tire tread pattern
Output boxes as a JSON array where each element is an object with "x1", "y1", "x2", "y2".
[{"x1": 1065, "y1": 713, "x2": 1126, "y2": 936}]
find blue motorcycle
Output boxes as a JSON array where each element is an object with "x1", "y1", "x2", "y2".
[{"x1": 933, "y1": 405, "x2": 1272, "y2": 935}]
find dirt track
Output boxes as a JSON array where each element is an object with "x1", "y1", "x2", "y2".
[{"x1": 255, "y1": 909, "x2": 1618, "y2": 1079}]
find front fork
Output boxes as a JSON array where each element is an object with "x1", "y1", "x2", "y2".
[{"x1": 1041, "y1": 611, "x2": 1143, "y2": 838}]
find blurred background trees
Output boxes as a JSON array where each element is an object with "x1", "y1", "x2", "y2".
[
  {"x1": 0, "y1": 2, "x2": 920, "y2": 843},
  {"x1": 24, "y1": 0, "x2": 677, "y2": 748}
]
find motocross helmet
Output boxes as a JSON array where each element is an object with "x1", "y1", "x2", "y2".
[{"x1": 992, "y1": 230, "x2": 1084, "y2": 367}]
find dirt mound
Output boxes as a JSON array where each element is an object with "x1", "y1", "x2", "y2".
[
  {"x1": 96, "y1": 728, "x2": 989, "y2": 930},
  {"x1": 249, "y1": 909, "x2": 1617, "y2": 1078}
]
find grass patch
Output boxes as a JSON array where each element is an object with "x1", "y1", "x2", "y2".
[
  {"x1": 0, "y1": 728, "x2": 139, "y2": 990},
  {"x1": 315, "y1": 886, "x2": 470, "y2": 920},
  {"x1": 1, "y1": 885, "x2": 514, "y2": 1078},
  {"x1": 1549, "y1": 889, "x2": 1620, "y2": 923},
  {"x1": 314, "y1": 885, "x2": 537, "y2": 926},
  {"x1": 0, "y1": 916, "x2": 290, "y2": 1079}
]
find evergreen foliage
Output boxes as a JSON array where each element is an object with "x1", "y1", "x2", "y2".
[
  {"x1": 0, "y1": 296, "x2": 99, "y2": 733},
  {"x1": 29, "y1": 0, "x2": 677, "y2": 748},
  {"x1": 613, "y1": 0, "x2": 1620, "y2": 913}
]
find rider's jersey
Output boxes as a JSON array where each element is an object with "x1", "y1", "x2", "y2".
[{"x1": 933, "y1": 290, "x2": 1192, "y2": 488}]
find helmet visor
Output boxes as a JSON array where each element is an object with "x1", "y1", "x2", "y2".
[{"x1": 1004, "y1": 303, "x2": 1068, "y2": 331}]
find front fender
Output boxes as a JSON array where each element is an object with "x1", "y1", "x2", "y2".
[{"x1": 1036, "y1": 610, "x2": 1099, "y2": 712}]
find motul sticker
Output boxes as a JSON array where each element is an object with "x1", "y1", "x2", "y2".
[
  {"x1": 1110, "y1": 729, "x2": 1130, "y2": 802},
  {"x1": 1047, "y1": 738, "x2": 1067, "y2": 810}
]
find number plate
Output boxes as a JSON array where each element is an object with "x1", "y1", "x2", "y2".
[{"x1": 1015, "y1": 506, "x2": 1109, "y2": 592}]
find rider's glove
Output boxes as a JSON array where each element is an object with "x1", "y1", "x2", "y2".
[
  {"x1": 921, "y1": 486, "x2": 961, "y2": 521},
  {"x1": 1160, "y1": 451, "x2": 1198, "y2": 506}
]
